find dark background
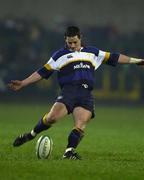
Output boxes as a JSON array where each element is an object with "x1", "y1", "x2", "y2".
[{"x1": 0, "y1": 0, "x2": 144, "y2": 104}]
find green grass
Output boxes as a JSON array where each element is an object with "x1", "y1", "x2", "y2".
[{"x1": 0, "y1": 103, "x2": 144, "y2": 180}]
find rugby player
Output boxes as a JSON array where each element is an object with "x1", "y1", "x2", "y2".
[{"x1": 8, "y1": 26, "x2": 144, "y2": 160}]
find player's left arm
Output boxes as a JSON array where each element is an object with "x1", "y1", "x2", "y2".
[
  {"x1": 102, "y1": 51, "x2": 144, "y2": 67},
  {"x1": 118, "y1": 54, "x2": 144, "y2": 66}
]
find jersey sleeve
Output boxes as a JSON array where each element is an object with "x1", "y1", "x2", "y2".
[
  {"x1": 37, "y1": 57, "x2": 57, "y2": 79},
  {"x1": 102, "y1": 51, "x2": 120, "y2": 66},
  {"x1": 94, "y1": 50, "x2": 108, "y2": 69}
]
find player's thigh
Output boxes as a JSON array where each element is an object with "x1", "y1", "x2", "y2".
[
  {"x1": 72, "y1": 107, "x2": 92, "y2": 130},
  {"x1": 46, "y1": 102, "x2": 68, "y2": 122}
]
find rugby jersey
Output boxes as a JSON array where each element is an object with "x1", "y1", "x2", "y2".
[{"x1": 37, "y1": 46, "x2": 120, "y2": 90}]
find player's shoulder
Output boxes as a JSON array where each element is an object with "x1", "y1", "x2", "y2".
[
  {"x1": 51, "y1": 47, "x2": 70, "y2": 61},
  {"x1": 82, "y1": 46, "x2": 100, "y2": 56}
]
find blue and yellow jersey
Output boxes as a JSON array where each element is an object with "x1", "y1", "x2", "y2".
[{"x1": 37, "y1": 46, "x2": 120, "y2": 90}]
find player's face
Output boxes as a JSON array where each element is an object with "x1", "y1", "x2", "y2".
[{"x1": 65, "y1": 35, "x2": 81, "y2": 51}]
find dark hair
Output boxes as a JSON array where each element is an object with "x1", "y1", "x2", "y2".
[{"x1": 64, "y1": 26, "x2": 81, "y2": 39}]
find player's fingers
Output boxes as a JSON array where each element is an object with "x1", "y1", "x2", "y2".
[
  {"x1": 8, "y1": 83, "x2": 15, "y2": 89},
  {"x1": 7, "y1": 82, "x2": 14, "y2": 88},
  {"x1": 8, "y1": 80, "x2": 23, "y2": 91},
  {"x1": 7, "y1": 82, "x2": 20, "y2": 91},
  {"x1": 11, "y1": 80, "x2": 21, "y2": 85},
  {"x1": 137, "y1": 60, "x2": 144, "y2": 66}
]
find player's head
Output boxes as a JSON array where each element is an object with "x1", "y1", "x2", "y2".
[
  {"x1": 64, "y1": 26, "x2": 81, "y2": 39},
  {"x1": 64, "y1": 26, "x2": 82, "y2": 51}
]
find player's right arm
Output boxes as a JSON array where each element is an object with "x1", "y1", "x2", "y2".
[
  {"x1": 8, "y1": 71, "x2": 42, "y2": 91},
  {"x1": 8, "y1": 55, "x2": 57, "y2": 91}
]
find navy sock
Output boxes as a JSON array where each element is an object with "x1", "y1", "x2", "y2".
[
  {"x1": 33, "y1": 119, "x2": 51, "y2": 134},
  {"x1": 67, "y1": 128, "x2": 84, "y2": 149}
]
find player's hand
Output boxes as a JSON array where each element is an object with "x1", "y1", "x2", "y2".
[
  {"x1": 8, "y1": 80, "x2": 24, "y2": 91},
  {"x1": 137, "y1": 59, "x2": 144, "y2": 66}
]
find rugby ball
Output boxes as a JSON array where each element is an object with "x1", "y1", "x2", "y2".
[{"x1": 36, "y1": 135, "x2": 53, "y2": 159}]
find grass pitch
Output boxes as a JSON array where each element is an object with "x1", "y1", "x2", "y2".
[{"x1": 0, "y1": 102, "x2": 144, "y2": 180}]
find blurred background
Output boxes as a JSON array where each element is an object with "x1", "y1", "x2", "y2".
[{"x1": 0, "y1": 0, "x2": 144, "y2": 104}]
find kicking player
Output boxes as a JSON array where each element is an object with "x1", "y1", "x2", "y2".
[{"x1": 8, "y1": 26, "x2": 144, "y2": 160}]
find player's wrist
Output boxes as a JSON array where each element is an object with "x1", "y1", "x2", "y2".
[{"x1": 21, "y1": 80, "x2": 28, "y2": 87}]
